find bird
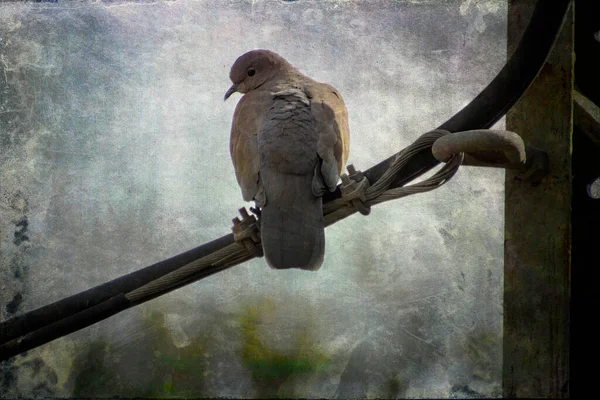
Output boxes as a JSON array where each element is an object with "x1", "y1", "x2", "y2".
[{"x1": 225, "y1": 49, "x2": 350, "y2": 271}]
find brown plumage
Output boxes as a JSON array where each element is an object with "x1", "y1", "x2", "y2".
[{"x1": 225, "y1": 49, "x2": 350, "y2": 271}]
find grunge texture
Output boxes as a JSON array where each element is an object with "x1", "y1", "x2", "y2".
[{"x1": 1, "y1": 0, "x2": 506, "y2": 398}]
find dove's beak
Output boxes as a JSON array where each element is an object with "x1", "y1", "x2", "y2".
[{"x1": 224, "y1": 84, "x2": 238, "y2": 101}]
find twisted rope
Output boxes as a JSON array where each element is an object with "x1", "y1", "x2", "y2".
[
  {"x1": 125, "y1": 243, "x2": 252, "y2": 303},
  {"x1": 324, "y1": 129, "x2": 464, "y2": 226}
]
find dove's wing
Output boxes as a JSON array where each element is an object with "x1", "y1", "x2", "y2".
[
  {"x1": 305, "y1": 82, "x2": 350, "y2": 194},
  {"x1": 230, "y1": 90, "x2": 273, "y2": 202}
]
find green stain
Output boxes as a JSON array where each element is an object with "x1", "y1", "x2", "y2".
[
  {"x1": 68, "y1": 309, "x2": 211, "y2": 398},
  {"x1": 244, "y1": 354, "x2": 329, "y2": 381},
  {"x1": 139, "y1": 310, "x2": 210, "y2": 398},
  {"x1": 67, "y1": 299, "x2": 332, "y2": 398},
  {"x1": 71, "y1": 340, "x2": 117, "y2": 397},
  {"x1": 155, "y1": 351, "x2": 205, "y2": 373},
  {"x1": 386, "y1": 376, "x2": 401, "y2": 397},
  {"x1": 238, "y1": 298, "x2": 331, "y2": 396}
]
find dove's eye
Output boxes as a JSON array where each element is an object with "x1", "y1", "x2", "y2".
[{"x1": 247, "y1": 68, "x2": 256, "y2": 77}]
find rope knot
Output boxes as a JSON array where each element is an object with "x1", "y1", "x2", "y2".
[
  {"x1": 232, "y1": 208, "x2": 263, "y2": 257},
  {"x1": 340, "y1": 164, "x2": 371, "y2": 216}
]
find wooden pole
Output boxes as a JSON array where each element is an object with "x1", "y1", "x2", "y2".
[{"x1": 504, "y1": 1, "x2": 572, "y2": 397}]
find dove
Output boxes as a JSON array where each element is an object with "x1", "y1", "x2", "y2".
[{"x1": 225, "y1": 49, "x2": 349, "y2": 271}]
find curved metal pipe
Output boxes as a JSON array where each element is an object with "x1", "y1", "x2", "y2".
[{"x1": 432, "y1": 129, "x2": 526, "y2": 169}]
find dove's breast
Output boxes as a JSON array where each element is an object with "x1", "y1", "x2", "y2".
[{"x1": 259, "y1": 89, "x2": 319, "y2": 176}]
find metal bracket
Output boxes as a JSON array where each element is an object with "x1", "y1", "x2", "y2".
[
  {"x1": 232, "y1": 208, "x2": 263, "y2": 258},
  {"x1": 514, "y1": 145, "x2": 550, "y2": 185},
  {"x1": 340, "y1": 164, "x2": 371, "y2": 216}
]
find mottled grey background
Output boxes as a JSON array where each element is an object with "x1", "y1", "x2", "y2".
[{"x1": 1, "y1": 0, "x2": 506, "y2": 398}]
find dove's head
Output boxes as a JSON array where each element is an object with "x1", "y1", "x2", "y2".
[{"x1": 225, "y1": 49, "x2": 291, "y2": 100}]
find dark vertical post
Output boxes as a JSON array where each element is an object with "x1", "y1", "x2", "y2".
[{"x1": 504, "y1": 1, "x2": 572, "y2": 397}]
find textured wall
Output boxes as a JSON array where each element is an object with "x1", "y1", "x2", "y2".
[{"x1": 1, "y1": 0, "x2": 506, "y2": 398}]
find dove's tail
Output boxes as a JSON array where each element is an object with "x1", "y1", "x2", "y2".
[{"x1": 259, "y1": 169, "x2": 325, "y2": 271}]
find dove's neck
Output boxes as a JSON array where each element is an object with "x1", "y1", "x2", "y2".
[{"x1": 261, "y1": 67, "x2": 314, "y2": 92}]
